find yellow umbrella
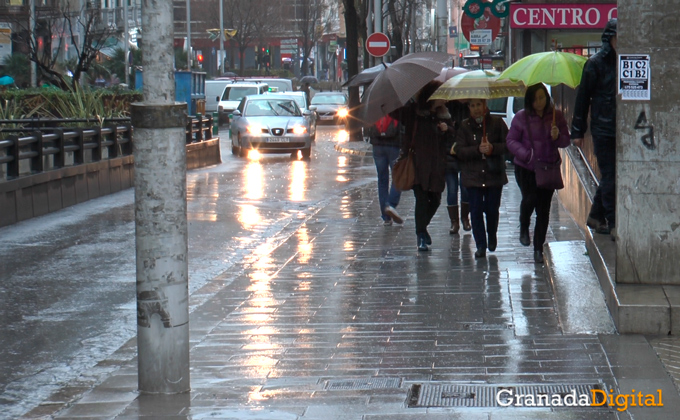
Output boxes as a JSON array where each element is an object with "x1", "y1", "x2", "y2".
[{"x1": 429, "y1": 70, "x2": 526, "y2": 101}]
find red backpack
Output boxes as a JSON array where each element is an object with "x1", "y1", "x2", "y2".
[{"x1": 373, "y1": 115, "x2": 401, "y2": 138}]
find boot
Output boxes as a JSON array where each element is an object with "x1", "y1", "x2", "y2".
[
  {"x1": 447, "y1": 205, "x2": 460, "y2": 235},
  {"x1": 460, "y1": 202, "x2": 471, "y2": 231}
]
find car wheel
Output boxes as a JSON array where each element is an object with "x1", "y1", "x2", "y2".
[
  {"x1": 300, "y1": 148, "x2": 311, "y2": 160},
  {"x1": 231, "y1": 143, "x2": 239, "y2": 155}
]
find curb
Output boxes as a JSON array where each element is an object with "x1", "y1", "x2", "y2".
[{"x1": 334, "y1": 143, "x2": 372, "y2": 157}]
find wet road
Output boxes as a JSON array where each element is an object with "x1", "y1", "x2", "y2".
[{"x1": 0, "y1": 126, "x2": 367, "y2": 418}]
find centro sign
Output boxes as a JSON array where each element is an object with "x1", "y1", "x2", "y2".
[{"x1": 510, "y1": 3, "x2": 617, "y2": 29}]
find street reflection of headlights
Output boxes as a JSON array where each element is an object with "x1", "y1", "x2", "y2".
[
  {"x1": 247, "y1": 125, "x2": 263, "y2": 134},
  {"x1": 292, "y1": 125, "x2": 307, "y2": 134},
  {"x1": 337, "y1": 108, "x2": 349, "y2": 118}
]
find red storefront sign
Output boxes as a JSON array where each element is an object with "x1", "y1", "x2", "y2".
[{"x1": 510, "y1": 3, "x2": 617, "y2": 29}]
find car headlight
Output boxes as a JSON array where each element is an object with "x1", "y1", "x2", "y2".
[
  {"x1": 247, "y1": 124, "x2": 264, "y2": 134},
  {"x1": 336, "y1": 108, "x2": 349, "y2": 118},
  {"x1": 292, "y1": 125, "x2": 307, "y2": 135}
]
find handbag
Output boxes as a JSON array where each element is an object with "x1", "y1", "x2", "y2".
[
  {"x1": 392, "y1": 121, "x2": 418, "y2": 191},
  {"x1": 534, "y1": 157, "x2": 564, "y2": 190}
]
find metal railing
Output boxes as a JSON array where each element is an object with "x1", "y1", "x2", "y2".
[{"x1": 0, "y1": 114, "x2": 215, "y2": 181}]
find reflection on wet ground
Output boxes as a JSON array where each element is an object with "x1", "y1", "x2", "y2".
[{"x1": 4, "y1": 126, "x2": 680, "y2": 419}]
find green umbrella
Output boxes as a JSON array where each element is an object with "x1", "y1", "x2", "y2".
[
  {"x1": 498, "y1": 51, "x2": 587, "y2": 89},
  {"x1": 498, "y1": 51, "x2": 587, "y2": 123}
]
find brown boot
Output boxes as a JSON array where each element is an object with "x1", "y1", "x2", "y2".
[
  {"x1": 460, "y1": 202, "x2": 471, "y2": 231},
  {"x1": 447, "y1": 205, "x2": 460, "y2": 234}
]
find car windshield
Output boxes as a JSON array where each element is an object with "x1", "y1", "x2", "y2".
[
  {"x1": 245, "y1": 99, "x2": 301, "y2": 117},
  {"x1": 311, "y1": 94, "x2": 346, "y2": 105},
  {"x1": 277, "y1": 95, "x2": 305, "y2": 109},
  {"x1": 224, "y1": 86, "x2": 258, "y2": 101}
]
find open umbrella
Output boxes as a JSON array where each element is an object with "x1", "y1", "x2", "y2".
[
  {"x1": 430, "y1": 70, "x2": 526, "y2": 142},
  {"x1": 299, "y1": 75, "x2": 319, "y2": 84},
  {"x1": 429, "y1": 69, "x2": 526, "y2": 101},
  {"x1": 343, "y1": 62, "x2": 390, "y2": 87},
  {"x1": 0, "y1": 75, "x2": 15, "y2": 86},
  {"x1": 358, "y1": 51, "x2": 451, "y2": 125},
  {"x1": 434, "y1": 66, "x2": 469, "y2": 82},
  {"x1": 498, "y1": 51, "x2": 587, "y2": 123}
]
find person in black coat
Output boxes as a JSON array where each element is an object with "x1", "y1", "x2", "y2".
[
  {"x1": 571, "y1": 18, "x2": 617, "y2": 237},
  {"x1": 392, "y1": 80, "x2": 455, "y2": 251},
  {"x1": 454, "y1": 99, "x2": 508, "y2": 259}
]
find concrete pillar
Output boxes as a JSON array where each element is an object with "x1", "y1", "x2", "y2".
[
  {"x1": 616, "y1": 4, "x2": 680, "y2": 285},
  {"x1": 133, "y1": 0, "x2": 190, "y2": 393}
]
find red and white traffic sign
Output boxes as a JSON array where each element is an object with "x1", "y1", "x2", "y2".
[{"x1": 366, "y1": 32, "x2": 391, "y2": 57}]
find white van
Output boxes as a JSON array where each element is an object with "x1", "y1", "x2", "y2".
[
  {"x1": 218, "y1": 82, "x2": 269, "y2": 124},
  {"x1": 206, "y1": 80, "x2": 229, "y2": 114}
]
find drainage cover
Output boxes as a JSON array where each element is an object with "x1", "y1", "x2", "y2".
[
  {"x1": 408, "y1": 383, "x2": 604, "y2": 408},
  {"x1": 326, "y1": 377, "x2": 402, "y2": 391}
]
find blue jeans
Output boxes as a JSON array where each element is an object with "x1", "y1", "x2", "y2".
[
  {"x1": 467, "y1": 186, "x2": 503, "y2": 251},
  {"x1": 445, "y1": 170, "x2": 469, "y2": 206},
  {"x1": 373, "y1": 145, "x2": 402, "y2": 221}
]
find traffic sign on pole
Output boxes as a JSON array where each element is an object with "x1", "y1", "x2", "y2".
[{"x1": 365, "y1": 32, "x2": 390, "y2": 57}]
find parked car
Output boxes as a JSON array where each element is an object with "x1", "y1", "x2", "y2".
[
  {"x1": 218, "y1": 82, "x2": 269, "y2": 124},
  {"x1": 229, "y1": 94, "x2": 314, "y2": 159},
  {"x1": 206, "y1": 80, "x2": 230, "y2": 114},
  {"x1": 215, "y1": 77, "x2": 294, "y2": 92},
  {"x1": 269, "y1": 91, "x2": 317, "y2": 140},
  {"x1": 310, "y1": 92, "x2": 349, "y2": 125}
]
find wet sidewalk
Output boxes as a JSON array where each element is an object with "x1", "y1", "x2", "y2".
[{"x1": 21, "y1": 146, "x2": 680, "y2": 419}]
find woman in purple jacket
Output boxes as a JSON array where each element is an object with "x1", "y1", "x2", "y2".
[{"x1": 506, "y1": 84, "x2": 571, "y2": 263}]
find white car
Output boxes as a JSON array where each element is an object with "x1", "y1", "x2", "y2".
[
  {"x1": 229, "y1": 94, "x2": 314, "y2": 159},
  {"x1": 218, "y1": 82, "x2": 269, "y2": 124}
]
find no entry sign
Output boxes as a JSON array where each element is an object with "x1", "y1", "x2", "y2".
[{"x1": 366, "y1": 32, "x2": 390, "y2": 57}]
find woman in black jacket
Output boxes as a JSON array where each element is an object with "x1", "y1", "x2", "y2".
[
  {"x1": 393, "y1": 81, "x2": 455, "y2": 251},
  {"x1": 454, "y1": 98, "x2": 508, "y2": 259}
]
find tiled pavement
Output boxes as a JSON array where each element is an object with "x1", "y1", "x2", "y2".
[{"x1": 21, "y1": 143, "x2": 680, "y2": 419}]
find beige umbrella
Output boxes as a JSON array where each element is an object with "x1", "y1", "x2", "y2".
[{"x1": 429, "y1": 69, "x2": 526, "y2": 101}]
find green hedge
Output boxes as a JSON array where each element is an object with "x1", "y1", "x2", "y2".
[{"x1": 0, "y1": 88, "x2": 143, "y2": 120}]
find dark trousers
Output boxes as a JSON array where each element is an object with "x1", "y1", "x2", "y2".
[
  {"x1": 467, "y1": 186, "x2": 503, "y2": 251},
  {"x1": 590, "y1": 136, "x2": 616, "y2": 227},
  {"x1": 413, "y1": 184, "x2": 441, "y2": 235},
  {"x1": 515, "y1": 165, "x2": 554, "y2": 252}
]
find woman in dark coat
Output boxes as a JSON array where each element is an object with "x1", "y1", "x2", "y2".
[
  {"x1": 454, "y1": 98, "x2": 508, "y2": 259},
  {"x1": 506, "y1": 83, "x2": 571, "y2": 263},
  {"x1": 393, "y1": 80, "x2": 455, "y2": 251}
]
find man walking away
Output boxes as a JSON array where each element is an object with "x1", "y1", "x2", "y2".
[
  {"x1": 571, "y1": 18, "x2": 617, "y2": 239},
  {"x1": 369, "y1": 115, "x2": 404, "y2": 225}
]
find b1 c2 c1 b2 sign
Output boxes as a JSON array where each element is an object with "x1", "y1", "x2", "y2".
[{"x1": 619, "y1": 54, "x2": 650, "y2": 101}]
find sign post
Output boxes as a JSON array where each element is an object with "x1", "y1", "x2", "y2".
[{"x1": 365, "y1": 32, "x2": 390, "y2": 58}]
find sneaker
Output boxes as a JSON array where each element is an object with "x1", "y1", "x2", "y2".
[
  {"x1": 384, "y1": 206, "x2": 403, "y2": 224},
  {"x1": 383, "y1": 219, "x2": 393, "y2": 226}
]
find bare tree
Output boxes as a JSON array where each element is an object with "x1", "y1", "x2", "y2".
[
  {"x1": 285, "y1": 0, "x2": 326, "y2": 77},
  {"x1": 386, "y1": 0, "x2": 422, "y2": 58},
  {"x1": 10, "y1": 1, "x2": 118, "y2": 89},
  {"x1": 222, "y1": 0, "x2": 280, "y2": 74}
]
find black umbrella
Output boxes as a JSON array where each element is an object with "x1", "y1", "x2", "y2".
[
  {"x1": 299, "y1": 75, "x2": 319, "y2": 84},
  {"x1": 358, "y1": 51, "x2": 451, "y2": 125},
  {"x1": 343, "y1": 63, "x2": 391, "y2": 87}
]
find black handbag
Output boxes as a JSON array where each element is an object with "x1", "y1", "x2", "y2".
[{"x1": 535, "y1": 158, "x2": 564, "y2": 190}]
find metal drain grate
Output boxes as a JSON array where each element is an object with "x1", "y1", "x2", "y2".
[
  {"x1": 326, "y1": 377, "x2": 402, "y2": 391},
  {"x1": 408, "y1": 383, "x2": 604, "y2": 408}
]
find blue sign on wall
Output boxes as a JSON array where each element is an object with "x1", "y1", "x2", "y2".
[{"x1": 449, "y1": 26, "x2": 458, "y2": 38}]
